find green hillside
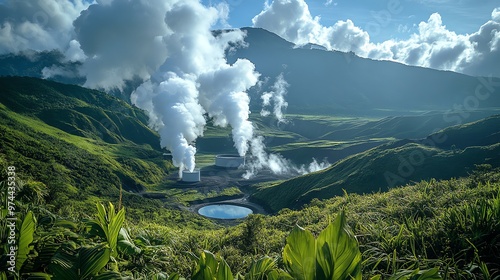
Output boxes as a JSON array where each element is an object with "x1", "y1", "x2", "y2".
[
  {"x1": 252, "y1": 116, "x2": 500, "y2": 212},
  {"x1": 0, "y1": 77, "x2": 177, "y2": 214}
]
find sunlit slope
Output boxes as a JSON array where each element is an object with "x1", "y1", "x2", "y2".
[
  {"x1": 0, "y1": 77, "x2": 173, "y2": 206},
  {"x1": 252, "y1": 115, "x2": 500, "y2": 212}
]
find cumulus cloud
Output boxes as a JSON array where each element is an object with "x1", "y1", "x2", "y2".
[
  {"x1": 252, "y1": 0, "x2": 325, "y2": 46},
  {"x1": 253, "y1": 0, "x2": 500, "y2": 77},
  {"x1": 73, "y1": 0, "x2": 172, "y2": 90},
  {"x1": 0, "y1": 0, "x2": 88, "y2": 54}
]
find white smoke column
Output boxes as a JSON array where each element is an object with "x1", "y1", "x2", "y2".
[
  {"x1": 132, "y1": 75, "x2": 206, "y2": 175},
  {"x1": 243, "y1": 136, "x2": 292, "y2": 179},
  {"x1": 260, "y1": 73, "x2": 289, "y2": 123},
  {"x1": 198, "y1": 59, "x2": 259, "y2": 156},
  {"x1": 131, "y1": 0, "x2": 260, "y2": 174}
]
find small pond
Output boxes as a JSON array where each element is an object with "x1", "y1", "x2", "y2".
[{"x1": 198, "y1": 204, "x2": 253, "y2": 219}]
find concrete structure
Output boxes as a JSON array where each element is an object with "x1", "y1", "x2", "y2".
[
  {"x1": 182, "y1": 169, "x2": 200, "y2": 182},
  {"x1": 215, "y1": 154, "x2": 245, "y2": 168}
]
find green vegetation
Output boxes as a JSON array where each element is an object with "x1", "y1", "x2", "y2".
[
  {"x1": 2, "y1": 168, "x2": 499, "y2": 279},
  {"x1": 252, "y1": 115, "x2": 500, "y2": 212},
  {"x1": 1, "y1": 76, "x2": 500, "y2": 279}
]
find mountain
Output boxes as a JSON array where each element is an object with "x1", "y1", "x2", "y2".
[
  {"x1": 0, "y1": 50, "x2": 83, "y2": 84},
  {"x1": 2, "y1": 28, "x2": 500, "y2": 118},
  {"x1": 0, "y1": 77, "x2": 172, "y2": 209},
  {"x1": 251, "y1": 115, "x2": 500, "y2": 212},
  {"x1": 229, "y1": 27, "x2": 500, "y2": 116}
]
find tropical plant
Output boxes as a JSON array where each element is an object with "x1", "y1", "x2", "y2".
[
  {"x1": 283, "y1": 211, "x2": 362, "y2": 280},
  {"x1": 87, "y1": 202, "x2": 126, "y2": 258},
  {"x1": 189, "y1": 250, "x2": 234, "y2": 280}
]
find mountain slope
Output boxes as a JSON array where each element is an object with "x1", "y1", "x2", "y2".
[
  {"x1": 0, "y1": 77, "x2": 172, "y2": 209},
  {"x1": 251, "y1": 115, "x2": 500, "y2": 212},
  {"x1": 3, "y1": 29, "x2": 500, "y2": 117},
  {"x1": 230, "y1": 27, "x2": 500, "y2": 115}
]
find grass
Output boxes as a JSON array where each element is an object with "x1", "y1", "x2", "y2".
[
  {"x1": 252, "y1": 139, "x2": 500, "y2": 212},
  {"x1": 1, "y1": 77, "x2": 500, "y2": 278},
  {"x1": 5, "y1": 166, "x2": 498, "y2": 278}
]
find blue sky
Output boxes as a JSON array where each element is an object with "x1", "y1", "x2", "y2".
[
  {"x1": 202, "y1": 0, "x2": 500, "y2": 43},
  {"x1": 0, "y1": 0, "x2": 498, "y2": 78}
]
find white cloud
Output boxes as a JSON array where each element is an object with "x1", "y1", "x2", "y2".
[
  {"x1": 253, "y1": 0, "x2": 500, "y2": 77},
  {"x1": 252, "y1": 0, "x2": 324, "y2": 46},
  {"x1": 0, "y1": 0, "x2": 88, "y2": 54},
  {"x1": 73, "y1": 0, "x2": 173, "y2": 90}
]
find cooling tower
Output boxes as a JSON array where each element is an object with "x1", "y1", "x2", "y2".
[
  {"x1": 182, "y1": 169, "x2": 200, "y2": 182},
  {"x1": 215, "y1": 154, "x2": 245, "y2": 168}
]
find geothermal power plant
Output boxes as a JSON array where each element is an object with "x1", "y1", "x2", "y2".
[
  {"x1": 215, "y1": 154, "x2": 245, "y2": 168},
  {"x1": 179, "y1": 155, "x2": 246, "y2": 182},
  {"x1": 182, "y1": 169, "x2": 201, "y2": 182}
]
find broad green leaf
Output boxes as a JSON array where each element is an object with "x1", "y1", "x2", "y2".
[
  {"x1": 315, "y1": 211, "x2": 362, "y2": 280},
  {"x1": 78, "y1": 245, "x2": 111, "y2": 279},
  {"x1": 91, "y1": 271, "x2": 122, "y2": 280},
  {"x1": 50, "y1": 243, "x2": 78, "y2": 280},
  {"x1": 86, "y1": 220, "x2": 107, "y2": 240},
  {"x1": 107, "y1": 202, "x2": 116, "y2": 222},
  {"x1": 246, "y1": 257, "x2": 278, "y2": 280},
  {"x1": 108, "y1": 207, "x2": 125, "y2": 257},
  {"x1": 91, "y1": 203, "x2": 125, "y2": 258},
  {"x1": 192, "y1": 251, "x2": 215, "y2": 280},
  {"x1": 96, "y1": 202, "x2": 107, "y2": 226},
  {"x1": 23, "y1": 272, "x2": 53, "y2": 279},
  {"x1": 216, "y1": 258, "x2": 234, "y2": 280},
  {"x1": 283, "y1": 225, "x2": 316, "y2": 280},
  {"x1": 204, "y1": 250, "x2": 221, "y2": 274},
  {"x1": 16, "y1": 211, "x2": 36, "y2": 271}
]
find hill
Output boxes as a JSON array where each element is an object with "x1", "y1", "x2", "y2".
[
  {"x1": 229, "y1": 27, "x2": 500, "y2": 115},
  {"x1": 251, "y1": 115, "x2": 500, "y2": 212},
  {"x1": 0, "y1": 77, "x2": 175, "y2": 212}
]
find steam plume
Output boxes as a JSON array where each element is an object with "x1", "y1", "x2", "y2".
[
  {"x1": 130, "y1": 1, "x2": 259, "y2": 175},
  {"x1": 260, "y1": 73, "x2": 289, "y2": 123}
]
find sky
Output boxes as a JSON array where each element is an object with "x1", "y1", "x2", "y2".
[
  {"x1": 0, "y1": 0, "x2": 499, "y2": 78},
  {"x1": 203, "y1": 0, "x2": 500, "y2": 43}
]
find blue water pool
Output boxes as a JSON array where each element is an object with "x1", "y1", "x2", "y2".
[{"x1": 198, "y1": 204, "x2": 253, "y2": 219}]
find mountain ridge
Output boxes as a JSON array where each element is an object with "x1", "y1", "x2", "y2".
[
  {"x1": 251, "y1": 114, "x2": 500, "y2": 212},
  {"x1": 231, "y1": 27, "x2": 500, "y2": 115}
]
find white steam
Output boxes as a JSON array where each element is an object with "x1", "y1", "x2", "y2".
[
  {"x1": 0, "y1": 0, "x2": 329, "y2": 178},
  {"x1": 129, "y1": 1, "x2": 259, "y2": 175},
  {"x1": 131, "y1": 76, "x2": 205, "y2": 175},
  {"x1": 243, "y1": 136, "x2": 330, "y2": 179},
  {"x1": 260, "y1": 73, "x2": 289, "y2": 123},
  {"x1": 245, "y1": 73, "x2": 329, "y2": 179}
]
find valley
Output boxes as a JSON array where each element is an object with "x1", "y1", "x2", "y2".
[{"x1": 1, "y1": 31, "x2": 499, "y2": 279}]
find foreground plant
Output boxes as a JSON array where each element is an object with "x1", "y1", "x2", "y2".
[{"x1": 283, "y1": 211, "x2": 362, "y2": 280}]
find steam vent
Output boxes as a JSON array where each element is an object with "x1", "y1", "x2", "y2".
[
  {"x1": 215, "y1": 154, "x2": 245, "y2": 168},
  {"x1": 182, "y1": 169, "x2": 201, "y2": 182}
]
